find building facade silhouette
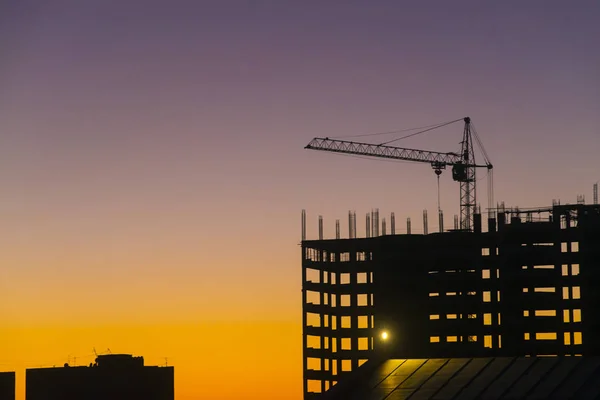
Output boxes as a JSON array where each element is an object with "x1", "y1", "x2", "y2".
[
  {"x1": 26, "y1": 354, "x2": 174, "y2": 400},
  {"x1": 301, "y1": 204, "x2": 600, "y2": 397},
  {"x1": 0, "y1": 371, "x2": 15, "y2": 400}
]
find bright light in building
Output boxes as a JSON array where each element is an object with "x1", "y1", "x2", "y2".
[{"x1": 381, "y1": 331, "x2": 389, "y2": 340}]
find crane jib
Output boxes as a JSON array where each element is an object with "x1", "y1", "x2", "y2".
[{"x1": 306, "y1": 137, "x2": 464, "y2": 165}]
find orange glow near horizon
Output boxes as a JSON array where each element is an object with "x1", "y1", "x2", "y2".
[{"x1": 3, "y1": 322, "x2": 302, "y2": 400}]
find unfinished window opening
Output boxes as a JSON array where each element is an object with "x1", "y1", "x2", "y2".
[
  {"x1": 307, "y1": 380, "x2": 322, "y2": 393},
  {"x1": 341, "y1": 316, "x2": 351, "y2": 328},
  {"x1": 447, "y1": 336, "x2": 458, "y2": 342},
  {"x1": 305, "y1": 248, "x2": 320, "y2": 262},
  {"x1": 573, "y1": 287, "x2": 581, "y2": 299},
  {"x1": 482, "y1": 270, "x2": 490, "y2": 279},
  {"x1": 358, "y1": 316, "x2": 369, "y2": 328},
  {"x1": 341, "y1": 338, "x2": 351, "y2": 350},
  {"x1": 357, "y1": 294, "x2": 368, "y2": 306},
  {"x1": 536, "y1": 333, "x2": 558, "y2": 340},
  {"x1": 307, "y1": 358, "x2": 321, "y2": 371},
  {"x1": 306, "y1": 290, "x2": 321, "y2": 305},
  {"x1": 307, "y1": 335, "x2": 321, "y2": 349},
  {"x1": 306, "y1": 313, "x2": 321, "y2": 327},
  {"x1": 340, "y1": 252, "x2": 350, "y2": 262},
  {"x1": 356, "y1": 251, "x2": 366, "y2": 261},
  {"x1": 534, "y1": 287, "x2": 555, "y2": 293},
  {"x1": 484, "y1": 313, "x2": 492, "y2": 325},
  {"x1": 358, "y1": 337, "x2": 369, "y2": 350},
  {"x1": 357, "y1": 272, "x2": 368, "y2": 284},
  {"x1": 430, "y1": 336, "x2": 440, "y2": 343},
  {"x1": 483, "y1": 291, "x2": 491, "y2": 302},
  {"x1": 330, "y1": 295, "x2": 337, "y2": 308},
  {"x1": 341, "y1": 360, "x2": 352, "y2": 372},
  {"x1": 340, "y1": 295, "x2": 351, "y2": 307},
  {"x1": 535, "y1": 310, "x2": 557, "y2": 317},
  {"x1": 572, "y1": 264, "x2": 580, "y2": 275},
  {"x1": 573, "y1": 309, "x2": 582, "y2": 322},
  {"x1": 430, "y1": 314, "x2": 440, "y2": 320},
  {"x1": 340, "y1": 273, "x2": 350, "y2": 285},
  {"x1": 574, "y1": 332, "x2": 582, "y2": 345},
  {"x1": 306, "y1": 268, "x2": 320, "y2": 283},
  {"x1": 484, "y1": 335, "x2": 492, "y2": 348}
]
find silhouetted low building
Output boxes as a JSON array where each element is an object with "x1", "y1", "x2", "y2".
[
  {"x1": 26, "y1": 354, "x2": 173, "y2": 400},
  {"x1": 0, "y1": 371, "x2": 15, "y2": 400}
]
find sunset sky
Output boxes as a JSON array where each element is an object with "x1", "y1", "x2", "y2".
[{"x1": 1, "y1": 1, "x2": 599, "y2": 399}]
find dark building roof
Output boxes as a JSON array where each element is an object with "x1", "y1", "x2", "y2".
[{"x1": 322, "y1": 357, "x2": 600, "y2": 400}]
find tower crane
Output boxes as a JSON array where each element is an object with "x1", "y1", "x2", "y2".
[{"x1": 305, "y1": 117, "x2": 493, "y2": 231}]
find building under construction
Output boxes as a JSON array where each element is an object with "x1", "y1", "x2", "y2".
[
  {"x1": 301, "y1": 202, "x2": 600, "y2": 397},
  {"x1": 301, "y1": 117, "x2": 599, "y2": 398}
]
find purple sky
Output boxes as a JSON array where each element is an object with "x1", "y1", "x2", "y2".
[{"x1": 1, "y1": 1, "x2": 599, "y2": 397}]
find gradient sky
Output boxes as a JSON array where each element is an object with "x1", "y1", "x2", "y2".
[{"x1": 1, "y1": 1, "x2": 599, "y2": 399}]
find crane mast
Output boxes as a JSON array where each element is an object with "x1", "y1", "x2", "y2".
[
  {"x1": 459, "y1": 117, "x2": 476, "y2": 231},
  {"x1": 305, "y1": 117, "x2": 493, "y2": 232}
]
